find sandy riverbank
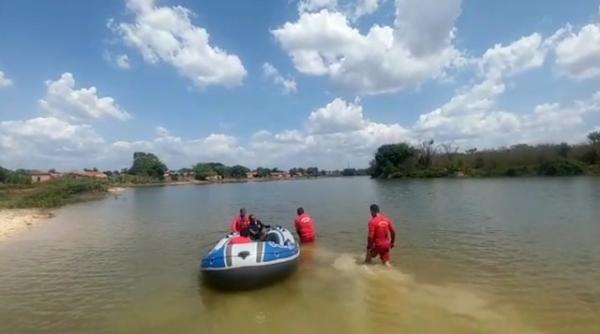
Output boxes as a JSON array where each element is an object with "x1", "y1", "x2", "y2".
[{"x1": 0, "y1": 209, "x2": 54, "y2": 240}]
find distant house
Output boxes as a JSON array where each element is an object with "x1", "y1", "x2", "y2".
[
  {"x1": 271, "y1": 171, "x2": 290, "y2": 179},
  {"x1": 69, "y1": 171, "x2": 108, "y2": 179},
  {"x1": 246, "y1": 171, "x2": 257, "y2": 179},
  {"x1": 164, "y1": 170, "x2": 180, "y2": 180},
  {"x1": 30, "y1": 172, "x2": 57, "y2": 183},
  {"x1": 205, "y1": 175, "x2": 222, "y2": 182}
]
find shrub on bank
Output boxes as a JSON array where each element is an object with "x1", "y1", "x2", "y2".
[
  {"x1": 537, "y1": 159, "x2": 586, "y2": 176},
  {"x1": 370, "y1": 137, "x2": 599, "y2": 179},
  {"x1": 108, "y1": 174, "x2": 160, "y2": 185},
  {"x1": 10, "y1": 178, "x2": 108, "y2": 208}
]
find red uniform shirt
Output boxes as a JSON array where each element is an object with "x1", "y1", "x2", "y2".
[
  {"x1": 229, "y1": 235, "x2": 252, "y2": 245},
  {"x1": 230, "y1": 215, "x2": 250, "y2": 233},
  {"x1": 368, "y1": 214, "x2": 395, "y2": 248},
  {"x1": 294, "y1": 213, "x2": 316, "y2": 243}
]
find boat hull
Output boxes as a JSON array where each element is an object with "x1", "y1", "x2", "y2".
[
  {"x1": 202, "y1": 257, "x2": 298, "y2": 289},
  {"x1": 200, "y1": 226, "x2": 299, "y2": 289}
]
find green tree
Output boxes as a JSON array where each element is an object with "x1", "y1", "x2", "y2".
[
  {"x1": 370, "y1": 143, "x2": 417, "y2": 178},
  {"x1": 0, "y1": 166, "x2": 10, "y2": 183},
  {"x1": 557, "y1": 142, "x2": 571, "y2": 158},
  {"x1": 588, "y1": 131, "x2": 600, "y2": 145},
  {"x1": 342, "y1": 168, "x2": 356, "y2": 176},
  {"x1": 207, "y1": 162, "x2": 230, "y2": 178},
  {"x1": 306, "y1": 167, "x2": 319, "y2": 177},
  {"x1": 256, "y1": 167, "x2": 271, "y2": 178},
  {"x1": 178, "y1": 168, "x2": 193, "y2": 174},
  {"x1": 0, "y1": 166, "x2": 31, "y2": 184},
  {"x1": 537, "y1": 159, "x2": 585, "y2": 176},
  {"x1": 193, "y1": 163, "x2": 218, "y2": 180},
  {"x1": 230, "y1": 165, "x2": 250, "y2": 178},
  {"x1": 417, "y1": 140, "x2": 435, "y2": 168},
  {"x1": 128, "y1": 152, "x2": 168, "y2": 180}
]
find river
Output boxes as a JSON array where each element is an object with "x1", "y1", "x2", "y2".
[{"x1": 1, "y1": 177, "x2": 599, "y2": 333}]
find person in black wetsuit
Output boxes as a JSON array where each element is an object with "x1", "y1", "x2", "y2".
[{"x1": 247, "y1": 214, "x2": 270, "y2": 241}]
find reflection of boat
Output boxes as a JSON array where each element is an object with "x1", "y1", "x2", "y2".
[{"x1": 200, "y1": 226, "x2": 300, "y2": 289}]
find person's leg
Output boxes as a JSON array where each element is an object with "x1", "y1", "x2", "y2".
[
  {"x1": 379, "y1": 246, "x2": 391, "y2": 266},
  {"x1": 365, "y1": 248, "x2": 376, "y2": 264}
]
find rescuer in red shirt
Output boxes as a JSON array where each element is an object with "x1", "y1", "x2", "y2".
[
  {"x1": 230, "y1": 208, "x2": 250, "y2": 233},
  {"x1": 230, "y1": 228, "x2": 252, "y2": 245},
  {"x1": 294, "y1": 207, "x2": 316, "y2": 243},
  {"x1": 365, "y1": 204, "x2": 396, "y2": 266}
]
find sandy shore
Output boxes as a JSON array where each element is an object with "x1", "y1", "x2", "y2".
[{"x1": 0, "y1": 209, "x2": 54, "y2": 240}]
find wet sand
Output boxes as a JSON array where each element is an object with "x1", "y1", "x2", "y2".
[{"x1": 0, "y1": 209, "x2": 54, "y2": 240}]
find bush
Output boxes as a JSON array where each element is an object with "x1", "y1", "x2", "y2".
[
  {"x1": 0, "y1": 166, "x2": 31, "y2": 185},
  {"x1": 11, "y1": 178, "x2": 107, "y2": 208},
  {"x1": 370, "y1": 143, "x2": 417, "y2": 178},
  {"x1": 537, "y1": 159, "x2": 585, "y2": 176},
  {"x1": 109, "y1": 174, "x2": 159, "y2": 184}
]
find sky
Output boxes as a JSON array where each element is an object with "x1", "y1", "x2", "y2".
[{"x1": 1, "y1": 0, "x2": 600, "y2": 171}]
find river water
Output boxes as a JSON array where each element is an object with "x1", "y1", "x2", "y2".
[{"x1": 0, "y1": 177, "x2": 599, "y2": 333}]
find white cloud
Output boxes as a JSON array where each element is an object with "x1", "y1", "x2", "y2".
[
  {"x1": 415, "y1": 78, "x2": 511, "y2": 138},
  {"x1": 417, "y1": 88, "x2": 600, "y2": 148},
  {"x1": 0, "y1": 70, "x2": 13, "y2": 88},
  {"x1": 108, "y1": 129, "x2": 253, "y2": 168},
  {"x1": 298, "y1": 0, "x2": 338, "y2": 13},
  {"x1": 479, "y1": 33, "x2": 546, "y2": 79},
  {"x1": 352, "y1": 0, "x2": 381, "y2": 20},
  {"x1": 411, "y1": 30, "x2": 600, "y2": 147},
  {"x1": 250, "y1": 97, "x2": 412, "y2": 167},
  {"x1": 518, "y1": 92, "x2": 600, "y2": 143},
  {"x1": 272, "y1": 0, "x2": 463, "y2": 95},
  {"x1": 39, "y1": 73, "x2": 131, "y2": 121},
  {"x1": 0, "y1": 117, "x2": 105, "y2": 169},
  {"x1": 393, "y1": 0, "x2": 461, "y2": 56},
  {"x1": 415, "y1": 32, "x2": 553, "y2": 141},
  {"x1": 116, "y1": 54, "x2": 131, "y2": 69},
  {"x1": 114, "y1": 0, "x2": 246, "y2": 89},
  {"x1": 262, "y1": 62, "x2": 297, "y2": 94},
  {"x1": 2, "y1": 90, "x2": 598, "y2": 170},
  {"x1": 308, "y1": 98, "x2": 366, "y2": 133},
  {"x1": 555, "y1": 23, "x2": 600, "y2": 80}
]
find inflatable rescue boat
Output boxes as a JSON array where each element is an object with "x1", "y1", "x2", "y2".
[{"x1": 200, "y1": 226, "x2": 299, "y2": 288}]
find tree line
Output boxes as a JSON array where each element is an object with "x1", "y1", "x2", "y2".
[
  {"x1": 370, "y1": 131, "x2": 600, "y2": 178},
  {"x1": 1, "y1": 150, "x2": 370, "y2": 186}
]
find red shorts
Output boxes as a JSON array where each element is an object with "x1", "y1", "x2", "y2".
[
  {"x1": 300, "y1": 235, "x2": 315, "y2": 243},
  {"x1": 369, "y1": 242, "x2": 391, "y2": 263}
]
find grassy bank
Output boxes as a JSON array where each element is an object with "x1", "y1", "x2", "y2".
[{"x1": 0, "y1": 178, "x2": 108, "y2": 209}]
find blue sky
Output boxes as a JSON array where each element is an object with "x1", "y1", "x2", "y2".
[{"x1": 1, "y1": 0, "x2": 600, "y2": 170}]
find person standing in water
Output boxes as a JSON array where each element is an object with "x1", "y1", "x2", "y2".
[
  {"x1": 365, "y1": 204, "x2": 396, "y2": 266},
  {"x1": 294, "y1": 207, "x2": 316, "y2": 243},
  {"x1": 230, "y1": 208, "x2": 250, "y2": 233}
]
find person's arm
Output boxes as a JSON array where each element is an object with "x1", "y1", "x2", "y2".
[
  {"x1": 294, "y1": 218, "x2": 301, "y2": 236},
  {"x1": 389, "y1": 219, "x2": 396, "y2": 248},
  {"x1": 367, "y1": 221, "x2": 374, "y2": 249},
  {"x1": 230, "y1": 217, "x2": 238, "y2": 232}
]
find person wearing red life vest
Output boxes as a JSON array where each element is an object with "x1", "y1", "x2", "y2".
[
  {"x1": 230, "y1": 228, "x2": 252, "y2": 245},
  {"x1": 230, "y1": 208, "x2": 250, "y2": 233},
  {"x1": 365, "y1": 204, "x2": 396, "y2": 266},
  {"x1": 294, "y1": 207, "x2": 316, "y2": 243}
]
